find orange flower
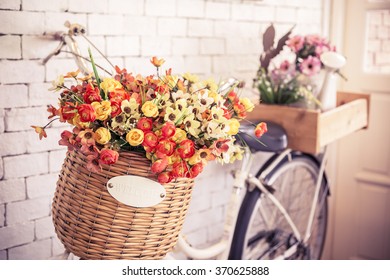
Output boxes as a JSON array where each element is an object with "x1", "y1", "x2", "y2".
[
  {"x1": 255, "y1": 122, "x2": 268, "y2": 138},
  {"x1": 151, "y1": 157, "x2": 168, "y2": 174},
  {"x1": 31, "y1": 126, "x2": 47, "y2": 140},
  {"x1": 64, "y1": 69, "x2": 80, "y2": 78},
  {"x1": 158, "y1": 172, "x2": 172, "y2": 184},
  {"x1": 109, "y1": 88, "x2": 130, "y2": 103},
  {"x1": 150, "y1": 56, "x2": 165, "y2": 68},
  {"x1": 171, "y1": 161, "x2": 189, "y2": 178}
]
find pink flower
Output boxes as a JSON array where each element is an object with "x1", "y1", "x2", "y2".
[
  {"x1": 86, "y1": 155, "x2": 101, "y2": 173},
  {"x1": 59, "y1": 130, "x2": 75, "y2": 150},
  {"x1": 80, "y1": 143, "x2": 99, "y2": 157},
  {"x1": 305, "y1": 34, "x2": 324, "y2": 46},
  {"x1": 300, "y1": 56, "x2": 321, "y2": 76},
  {"x1": 287, "y1": 35, "x2": 304, "y2": 52},
  {"x1": 315, "y1": 44, "x2": 331, "y2": 57},
  {"x1": 279, "y1": 60, "x2": 291, "y2": 73}
]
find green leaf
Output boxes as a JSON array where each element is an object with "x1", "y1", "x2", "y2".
[{"x1": 88, "y1": 48, "x2": 105, "y2": 100}]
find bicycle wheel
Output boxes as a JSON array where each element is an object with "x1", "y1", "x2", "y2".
[{"x1": 229, "y1": 152, "x2": 328, "y2": 260}]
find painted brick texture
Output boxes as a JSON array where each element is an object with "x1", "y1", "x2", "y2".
[{"x1": 0, "y1": 0, "x2": 325, "y2": 259}]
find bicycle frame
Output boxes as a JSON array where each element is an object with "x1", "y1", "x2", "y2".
[{"x1": 171, "y1": 147, "x2": 329, "y2": 260}]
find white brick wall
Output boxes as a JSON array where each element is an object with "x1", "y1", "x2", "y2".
[
  {"x1": 366, "y1": 9, "x2": 390, "y2": 73},
  {"x1": 0, "y1": 0, "x2": 326, "y2": 259}
]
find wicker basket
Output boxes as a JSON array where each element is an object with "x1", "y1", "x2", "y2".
[{"x1": 52, "y1": 150, "x2": 194, "y2": 260}]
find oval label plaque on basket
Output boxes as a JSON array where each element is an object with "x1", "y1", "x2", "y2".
[{"x1": 106, "y1": 175, "x2": 166, "y2": 208}]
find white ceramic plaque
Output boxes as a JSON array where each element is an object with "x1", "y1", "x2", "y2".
[{"x1": 106, "y1": 175, "x2": 166, "y2": 208}]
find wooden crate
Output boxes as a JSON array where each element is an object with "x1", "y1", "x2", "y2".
[{"x1": 246, "y1": 91, "x2": 370, "y2": 154}]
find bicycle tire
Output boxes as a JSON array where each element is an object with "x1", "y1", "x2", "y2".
[{"x1": 229, "y1": 152, "x2": 328, "y2": 260}]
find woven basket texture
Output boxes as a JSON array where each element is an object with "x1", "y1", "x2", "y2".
[{"x1": 52, "y1": 150, "x2": 194, "y2": 260}]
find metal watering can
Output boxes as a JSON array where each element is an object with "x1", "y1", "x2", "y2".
[{"x1": 318, "y1": 51, "x2": 347, "y2": 111}]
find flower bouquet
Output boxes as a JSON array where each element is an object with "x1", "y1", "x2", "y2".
[
  {"x1": 253, "y1": 24, "x2": 336, "y2": 108},
  {"x1": 33, "y1": 42, "x2": 266, "y2": 258}
]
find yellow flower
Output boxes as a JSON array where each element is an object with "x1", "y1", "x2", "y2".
[
  {"x1": 141, "y1": 101, "x2": 159, "y2": 118},
  {"x1": 92, "y1": 100, "x2": 112, "y2": 121},
  {"x1": 227, "y1": 118, "x2": 240, "y2": 135},
  {"x1": 183, "y1": 72, "x2": 199, "y2": 83},
  {"x1": 208, "y1": 91, "x2": 222, "y2": 103},
  {"x1": 126, "y1": 129, "x2": 144, "y2": 146},
  {"x1": 164, "y1": 107, "x2": 182, "y2": 124},
  {"x1": 48, "y1": 75, "x2": 64, "y2": 91},
  {"x1": 229, "y1": 147, "x2": 244, "y2": 163},
  {"x1": 172, "y1": 128, "x2": 187, "y2": 143},
  {"x1": 183, "y1": 114, "x2": 201, "y2": 137},
  {"x1": 100, "y1": 77, "x2": 122, "y2": 94},
  {"x1": 204, "y1": 78, "x2": 218, "y2": 93},
  {"x1": 94, "y1": 127, "x2": 111, "y2": 144},
  {"x1": 240, "y1": 97, "x2": 254, "y2": 113},
  {"x1": 72, "y1": 114, "x2": 90, "y2": 129}
]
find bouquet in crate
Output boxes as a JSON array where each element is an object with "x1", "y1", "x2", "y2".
[
  {"x1": 253, "y1": 24, "x2": 336, "y2": 107},
  {"x1": 32, "y1": 32, "x2": 267, "y2": 259}
]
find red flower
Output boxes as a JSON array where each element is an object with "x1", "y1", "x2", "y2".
[
  {"x1": 110, "y1": 100, "x2": 122, "y2": 117},
  {"x1": 177, "y1": 139, "x2": 195, "y2": 159},
  {"x1": 255, "y1": 122, "x2": 268, "y2": 138},
  {"x1": 158, "y1": 172, "x2": 172, "y2": 184},
  {"x1": 58, "y1": 102, "x2": 77, "y2": 121},
  {"x1": 47, "y1": 105, "x2": 58, "y2": 119},
  {"x1": 161, "y1": 121, "x2": 176, "y2": 138},
  {"x1": 77, "y1": 104, "x2": 96, "y2": 122},
  {"x1": 171, "y1": 161, "x2": 189, "y2": 178},
  {"x1": 155, "y1": 139, "x2": 176, "y2": 158},
  {"x1": 99, "y1": 149, "x2": 119, "y2": 165},
  {"x1": 151, "y1": 157, "x2": 168, "y2": 174},
  {"x1": 213, "y1": 139, "x2": 230, "y2": 154},
  {"x1": 189, "y1": 163, "x2": 204, "y2": 178},
  {"x1": 222, "y1": 108, "x2": 232, "y2": 119},
  {"x1": 233, "y1": 102, "x2": 247, "y2": 118},
  {"x1": 143, "y1": 131, "x2": 158, "y2": 148},
  {"x1": 83, "y1": 83, "x2": 102, "y2": 104},
  {"x1": 137, "y1": 117, "x2": 153, "y2": 132},
  {"x1": 228, "y1": 91, "x2": 239, "y2": 103}
]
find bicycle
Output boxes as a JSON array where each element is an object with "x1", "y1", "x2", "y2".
[{"x1": 44, "y1": 22, "x2": 329, "y2": 260}]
